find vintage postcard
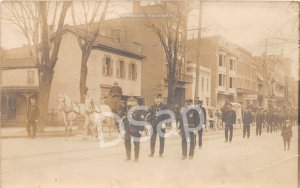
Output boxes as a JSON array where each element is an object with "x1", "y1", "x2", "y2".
[{"x1": 0, "y1": 1, "x2": 299, "y2": 188}]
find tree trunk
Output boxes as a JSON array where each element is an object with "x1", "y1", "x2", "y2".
[
  {"x1": 167, "y1": 76, "x2": 176, "y2": 109},
  {"x1": 79, "y1": 50, "x2": 91, "y2": 103},
  {"x1": 38, "y1": 68, "x2": 54, "y2": 132}
]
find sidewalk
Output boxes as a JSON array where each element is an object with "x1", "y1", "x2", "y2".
[
  {"x1": 0, "y1": 126, "x2": 81, "y2": 139},
  {"x1": 1, "y1": 124, "x2": 236, "y2": 139}
]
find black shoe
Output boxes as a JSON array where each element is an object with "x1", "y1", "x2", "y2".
[
  {"x1": 181, "y1": 156, "x2": 187, "y2": 160},
  {"x1": 149, "y1": 153, "x2": 154, "y2": 157}
]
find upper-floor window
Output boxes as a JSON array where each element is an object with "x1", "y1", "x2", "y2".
[
  {"x1": 27, "y1": 70, "x2": 35, "y2": 85},
  {"x1": 229, "y1": 59, "x2": 234, "y2": 70},
  {"x1": 219, "y1": 54, "x2": 224, "y2": 67},
  {"x1": 128, "y1": 63, "x2": 137, "y2": 80},
  {"x1": 116, "y1": 60, "x2": 126, "y2": 79},
  {"x1": 218, "y1": 74, "x2": 225, "y2": 87},
  {"x1": 229, "y1": 77, "x2": 235, "y2": 88},
  {"x1": 206, "y1": 78, "x2": 209, "y2": 92},
  {"x1": 102, "y1": 56, "x2": 113, "y2": 76}
]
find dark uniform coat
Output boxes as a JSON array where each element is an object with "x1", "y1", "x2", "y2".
[{"x1": 27, "y1": 104, "x2": 40, "y2": 122}]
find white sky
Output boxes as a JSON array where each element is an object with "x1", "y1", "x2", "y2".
[{"x1": 1, "y1": 1, "x2": 298, "y2": 78}]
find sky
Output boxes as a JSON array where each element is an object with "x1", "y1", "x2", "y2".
[{"x1": 1, "y1": 1, "x2": 299, "y2": 78}]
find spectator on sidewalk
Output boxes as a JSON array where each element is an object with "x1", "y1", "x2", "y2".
[
  {"x1": 281, "y1": 120, "x2": 293, "y2": 151},
  {"x1": 26, "y1": 96, "x2": 40, "y2": 139}
]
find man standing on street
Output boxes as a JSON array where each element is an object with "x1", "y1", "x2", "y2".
[
  {"x1": 256, "y1": 108, "x2": 265, "y2": 136},
  {"x1": 242, "y1": 106, "x2": 252, "y2": 138},
  {"x1": 194, "y1": 98, "x2": 206, "y2": 149},
  {"x1": 223, "y1": 103, "x2": 236, "y2": 143},
  {"x1": 123, "y1": 97, "x2": 147, "y2": 162},
  {"x1": 149, "y1": 93, "x2": 168, "y2": 158},
  {"x1": 26, "y1": 96, "x2": 40, "y2": 139},
  {"x1": 179, "y1": 99, "x2": 200, "y2": 160}
]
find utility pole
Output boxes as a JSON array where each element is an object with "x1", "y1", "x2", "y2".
[{"x1": 194, "y1": 1, "x2": 202, "y2": 101}]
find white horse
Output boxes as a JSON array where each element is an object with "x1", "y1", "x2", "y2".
[
  {"x1": 57, "y1": 94, "x2": 85, "y2": 139},
  {"x1": 84, "y1": 95, "x2": 115, "y2": 139}
]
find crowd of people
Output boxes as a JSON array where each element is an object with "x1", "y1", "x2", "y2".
[
  {"x1": 118, "y1": 94, "x2": 296, "y2": 162},
  {"x1": 25, "y1": 81, "x2": 297, "y2": 162}
]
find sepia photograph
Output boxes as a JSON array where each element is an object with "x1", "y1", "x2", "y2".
[{"x1": 0, "y1": 0, "x2": 299, "y2": 187}]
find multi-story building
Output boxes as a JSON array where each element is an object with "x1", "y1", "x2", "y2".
[
  {"x1": 187, "y1": 36, "x2": 240, "y2": 107},
  {"x1": 1, "y1": 26, "x2": 145, "y2": 125},
  {"x1": 99, "y1": 1, "x2": 192, "y2": 107},
  {"x1": 236, "y1": 47, "x2": 257, "y2": 107},
  {"x1": 1, "y1": 47, "x2": 39, "y2": 125},
  {"x1": 185, "y1": 60, "x2": 211, "y2": 107},
  {"x1": 255, "y1": 55, "x2": 293, "y2": 109},
  {"x1": 49, "y1": 26, "x2": 145, "y2": 110}
]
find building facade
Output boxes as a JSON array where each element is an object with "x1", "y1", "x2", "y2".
[
  {"x1": 1, "y1": 48, "x2": 39, "y2": 125},
  {"x1": 236, "y1": 47, "x2": 257, "y2": 107},
  {"x1": 185, "y1": 60, "x2": 212, "y2": 107},
  {"x1": 187, "y1": 36, "x2": 239, "y2": 107},
  {"x1": 48, "y1": 27, "x2": 145, "y2": 112},
  {"x1": 98, "y1": 2, "x2": 192, "y2": 107}
]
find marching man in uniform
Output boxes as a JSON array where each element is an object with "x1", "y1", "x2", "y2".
[
  {"x1": 223, "y1": 103, "x2": 236, "y2": 143},
  {"x1": 179, "y1": 99, "x2": 201, "y2": 160},
  {"x1": 123, "y1": 96, "x2": 147, "y2": 162},
  {"x1": 149, "y1": 93, "x2": 168, "y2": 158},
  {"x1": 194, "y1": 98, "x2": 206, "y2": 149}
]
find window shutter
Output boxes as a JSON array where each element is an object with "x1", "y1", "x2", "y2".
[
  {"x1": 134, "y1": 65, "x2": 137, "y2": 80},
  {"x1": 122, "y1": 62, "x2": 125, "y2": 78},
  {"x1": 128, "y1": 64, "x2": 132, "y2": 80},
  {"x1": 116, "y1": 60, "x2": 120, "y2": 78},
  {"x1": 102, "y1": 57, "x2": 106, "y2": 75},
  {"x1": 110, "y1": 60, "x2": 113, "y2": 76}
]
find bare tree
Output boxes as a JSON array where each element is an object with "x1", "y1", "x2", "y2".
[
  {"x1": 71, "y1": 1, "x2": 110, "y2": 102},
  {"x1": 141, "y1": 1, "x2": 191, "y2": 108},
  {"x1": 2, "y1": 1, "x2": 71, "y2": 130}
]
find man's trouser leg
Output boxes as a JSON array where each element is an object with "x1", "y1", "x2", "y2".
[
  {"x1": 198, "y1": 128, "x2": 203, "y2": 146},
  {"x1": 32, "y1": 121, "x2": 37, "y2": 138},
  {"x1": 159, "y1": 128, "x2": 165, "y2": 155},
  {"x1": 189, "y1": 132, "x2": 195, "y2": 157},
  {"x1": 150, "y1": 127, "x2": 157, "y2": 154},
  {"x1": 225, "y1": 124, "x2": 229, "y2": 141},
  {"x1": 26, "y1": 122, "x2": 32, "y2": 138},
  {"x1": 181, "y1": 131, "x2": 187, "y2": 157},
  {"x1": 243, "y1": 125, "x2": 246, "y2": 137},
  {"x1": 246, "y1": 124, "x2": 250, "y2": 138},
  {"x1": 124, "y1": 133, "x2": 131, "y2": 159},
  {"x1": 229, "y1": 125, "x2": 233, "y2": 142}
]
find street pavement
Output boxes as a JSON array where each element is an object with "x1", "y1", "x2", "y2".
[{"x1": 1, "y1": 126, "x2": 298, "y2": 188}]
